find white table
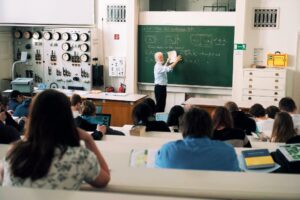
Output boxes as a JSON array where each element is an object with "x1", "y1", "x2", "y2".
[{"x1": 0, "y1": 186, "x2": 202, "y2": 200}]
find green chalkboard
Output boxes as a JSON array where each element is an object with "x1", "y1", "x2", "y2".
[{"x1": 138, "y1": 25, "x2": 235, "y2": 87}]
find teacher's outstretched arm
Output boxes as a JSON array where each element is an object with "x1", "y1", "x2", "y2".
[{"x1": 167, "y1": 55, "x2": 182, "y2": 69}]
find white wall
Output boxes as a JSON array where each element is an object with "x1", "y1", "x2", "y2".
[
  {"x1": 97, "y1": 0, "x2": 138, "y2": 93},
  {"x1": 0, "y1": 28, "x2": 13, "y2": 91},
  {"x1": 0, "y1": 0, "x2": 94, "y2": 25},
  {"x1": 244, "y1": 0, "x2": 300, "y2": 106}
]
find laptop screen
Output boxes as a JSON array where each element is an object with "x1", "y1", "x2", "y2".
[
  {"x1": 94, "y1": 114, "x2": 111, "y2": 126},
  {"x1": 155, "y1": 112, "x2": 169, "y2": 123}
]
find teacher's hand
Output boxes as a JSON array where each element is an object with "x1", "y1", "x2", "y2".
[{"x1": 175, "y1": 55, "x2": 182, "y2": 63}]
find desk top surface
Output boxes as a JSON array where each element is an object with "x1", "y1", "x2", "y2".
[
  {"x1": 183, "y1": 97, "x2": 278, "y2": 109},
  {"x1": 0, "y1": 187, "x2": 202, "y2": 200},
  {"x1": 1, "y1": 135, "x2": 298, "y2": 200},
  {"x1": 3, "y1": 89, "x2": 147, "y2": 102}
]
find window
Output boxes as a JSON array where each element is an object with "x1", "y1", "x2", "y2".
[{"x1": 140, "y1": 0, "x2": 236, "y2": 12}]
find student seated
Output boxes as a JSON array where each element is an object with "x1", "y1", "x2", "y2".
[
  {"x1": 266, "y1": 105, "x2": 280, "y2": 119},
  {"x1": 8, "y1": 90, "x2": 23, "y2": 111},
  {"x1": 0, "y1": 90, "x2": 110, "y2": 189},
  {"x1": 224, "y1": 101, "x2": 256, "y2": 135},
  {"x1": 249, "y1": 103, "x2": 274, "y2": 138},
  {"x1": 279, "y1": 97, "x2": 300, "y2": 134},
  {"x1": 155, "y1": 107, "x2": 240, "y2": 171},
  {"x1": 167, "y1": 105, "x2": 184, "y2": 132},
  {"x1": 0, "y1": 95, "x2": 20, "y2": 144},
  {"x1": 70, "y1": 94, "x2": 82, "y2": 118},
  {"x1": 0, "y1": 95, "x2": 22, "y2": 132},
  {"x1": 132, "y1": 103, "x2": 170, "y2": 132},
  {"x1": 13, "y1": 98, "x2": 32, "y2": 118},
  {"x1": 75, "y1": 100, "x2": 125, "y2": 139},
  {"x1": 270, "y1": 112, "x2": 297, "y2": 143},
  {"x1": 143, "y1": 98, "x2": 156, "y2": 120},
  {"x1": 212, "y1": 107, "x2": 251, "y2": 148}
]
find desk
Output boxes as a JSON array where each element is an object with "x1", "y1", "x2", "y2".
[
  {"x1": 48, "y1": 89, "x2": 147, "y2": 126},
  {"x1": 1, "y1": 143, "x2": 299, "y2": 200},
  {"x1": 0, "y1": 187, "x2": 202, "y2": 200},
  {"x1": 184, "y1": 97, "x2": 278, "y2": 114},
  {"x1": 3, "y1": 89, "x2": 147, "y2": 126}
]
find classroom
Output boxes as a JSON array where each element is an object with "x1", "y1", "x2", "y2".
[{"x1": 0, "y1": 0, "x2": 300, "y2": 199}]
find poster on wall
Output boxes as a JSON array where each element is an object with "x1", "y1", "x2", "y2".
[{"x1": 108, "y1": 56, "x2": 126, "y2": 77}]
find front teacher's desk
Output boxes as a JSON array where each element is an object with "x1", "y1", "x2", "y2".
[
  {"x1": 33, "y1": 89, "x2": 147, "y2": 127},
  {"x1": 84, "y1": 93, "x2": 147, "y2": 126},
  {"x1": 184, "y1": 97, "x2": 279, "y2": 114}
]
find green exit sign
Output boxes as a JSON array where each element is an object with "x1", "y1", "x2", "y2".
[{"x1": 234, "y1": 43, "x2": 247, "y2": 50}]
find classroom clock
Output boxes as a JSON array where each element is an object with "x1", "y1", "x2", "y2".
[
  {"x1": 62, "y1": 43, "x2": 71, "y2": 51},
  {"x1": 71, "y1": 33, "x2": 79, "y2": 41},
  {"x1": 43, "y1": 32, "x2": 52, "y2": 40},
  {"x1": 53, "y1": 32, "x2": 61, "y2": 41},
  {"x1": 79, "y1": 44, "x2": 89, "y2": 52},
  {"x1": 23, "y1": 31, "x2": 32, "y2": 39},
  {"x1": 80, "y1": 33, "x2": 89, "y2": 42},
  {"x1": 80, "y1": 54, "x2": 89, "y2": 62},
  {"x1": 62, "y1": 32, "x2": 70, "y2": 41},
  {"x1": 33, "y1": 32, "x2": 42, "y2": 40}
]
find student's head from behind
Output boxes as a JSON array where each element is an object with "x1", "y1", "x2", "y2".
[
  {"x1": 0, "y1": 95, "x2": 9, "y2": 111},
  {"x1": 132, "y1": 103, "x2": 152, "y2": 125},
  {"x1": 211, "y1": 106, "x2": 233, "y2": 130},
  {"x1": 224, "y1": 101, "x2": 239, "y2": 113},
  {"x1": 271, "y1": 112, "x2": 297, "y2": 143},
  {"x1": 154, "y1": 52, "x2": 164, "y2": 63},
  {"x1": 249, "y1": 104, "x2": 266, "y2": 118},
  {"x1": 181, "y1": 107, "x2": 213, "y2": 138},
  {"x1": 7, "y1": 89, "x2": 80, "y2": 180},
  {"x1": 279, "y1": 97, "x2": 297, "y2": 113},
  {"x1": 266, "y1": 106, "x2": 280, "y2": 119},
  {"x1": 167, "y1": 105, "x2": 185, "y2": 127},
  {"x1": 81, "y1": 100, "x2": 96, "y2": 116},
  {"x1": 143, "y1": 98, "x2": 156, "y2": 115},
  {"x1": 71, "y1": 94, "x2": 82, "y2": 111},
  {"x1": 10, "y1": 90, "x2": 23, "y2": 103}
]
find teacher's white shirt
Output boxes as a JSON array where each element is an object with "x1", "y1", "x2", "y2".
[{"x1": 154, "y1": 62, "x2": 172, "y2": 85}]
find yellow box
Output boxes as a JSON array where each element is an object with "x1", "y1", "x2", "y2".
[{"x1": 267, "y1": 51, "x2": 288, "y2": 67}]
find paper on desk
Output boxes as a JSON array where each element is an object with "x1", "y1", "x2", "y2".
[
  {"x1": 130, "y1": 149, "x2": 157, "y2": 168},
  {"x1": 167, "y1": 51, "x2": 177, "y2": 63}
]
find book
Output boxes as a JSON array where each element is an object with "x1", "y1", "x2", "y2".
[
  {"x1": 238, "y1": 155, "x2": 280, "y2": 173},
  {"x1": 129, "y1": 149, "x2": 157, "y2": 168},
  {"x1": 278, "y1": 144, "x2": 300, "y2": 162},
  {"x1": 242, "y1": 149, "x2": 275, "y2": 169}
]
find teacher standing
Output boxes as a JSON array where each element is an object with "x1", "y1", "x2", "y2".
[{"x1": 154, "y1": 52, "x2": 182, "y2": 112}]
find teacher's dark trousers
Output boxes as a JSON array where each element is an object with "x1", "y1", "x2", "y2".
[{"x1": 155, "y1": 85, "x2": 167, "y2": 112}]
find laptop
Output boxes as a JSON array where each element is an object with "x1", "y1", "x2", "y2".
[
  {"x1": 95, "y1": 114, "x2": 111, "y2": 126},
  {"x1": 155, "y1": 112, "x2": 169, "y2": 123}
]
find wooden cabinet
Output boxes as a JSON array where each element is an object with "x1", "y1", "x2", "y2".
[
  {"x1": 93, "y1": 97, "x2": 146, "y2": 127},
  {"x1": 242, "y1": 68, "x2": 292, "y2": 104}
]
